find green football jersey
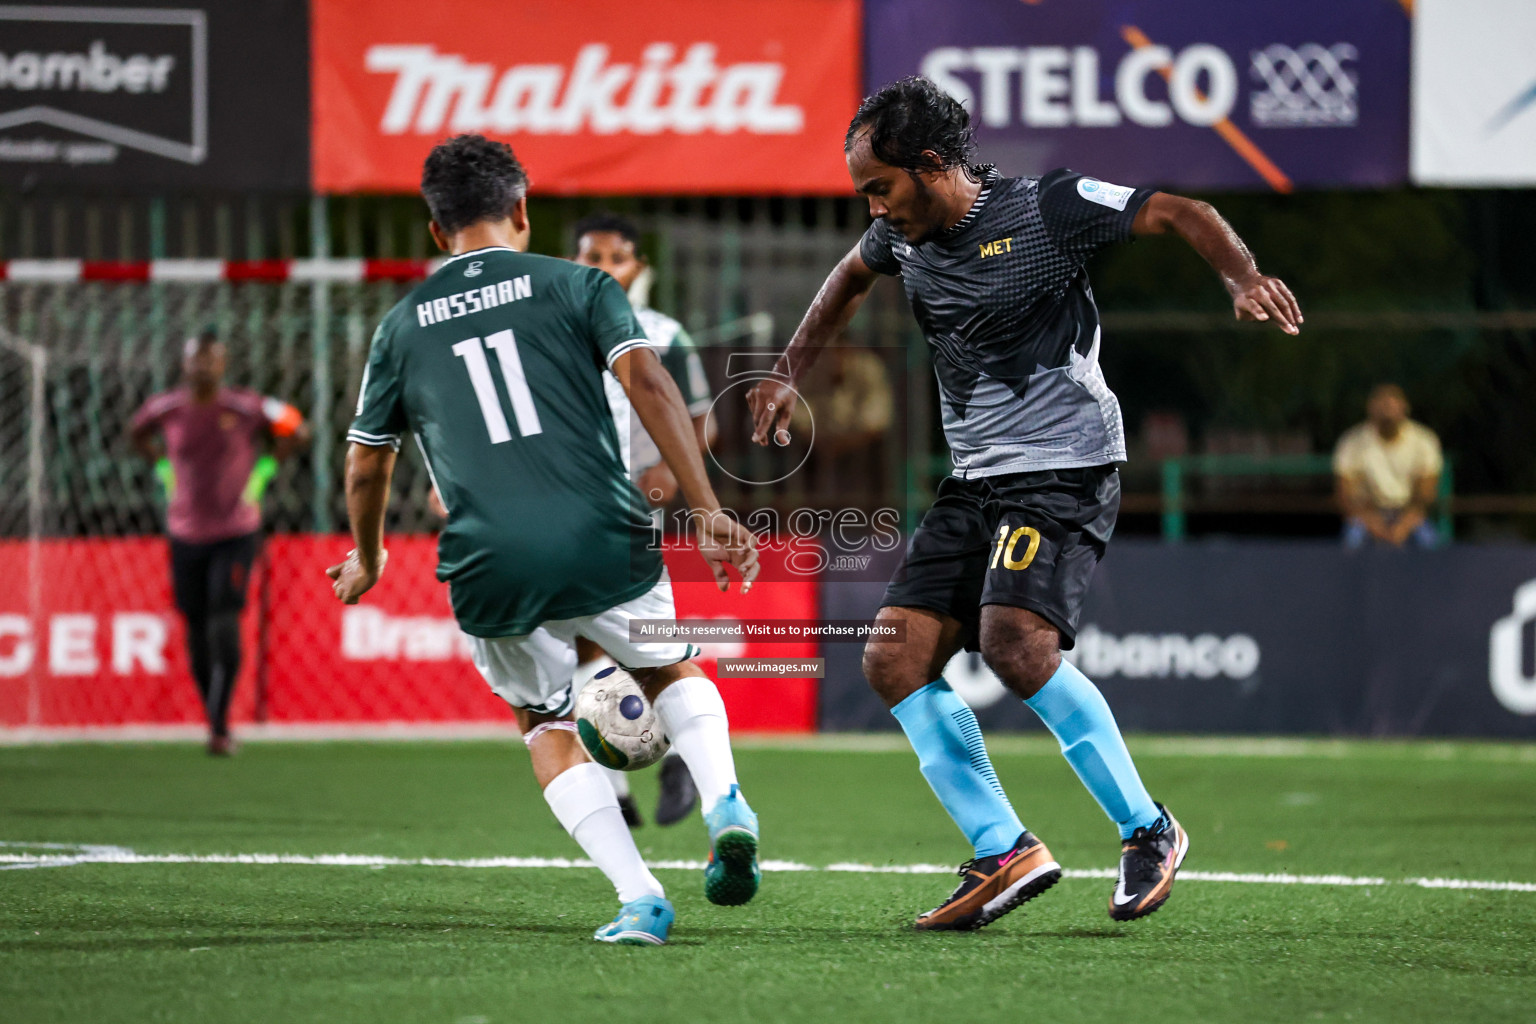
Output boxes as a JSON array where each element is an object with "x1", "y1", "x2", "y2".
[{"x1": 348, "y1": 246, "x2": 663, "y2": 638}]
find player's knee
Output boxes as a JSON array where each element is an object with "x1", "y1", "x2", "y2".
[
  {"x1": 862, "y1": 642, "x2": 924, "y2": 707},
  {"x1": 979, "y1": 620, "x2": 1060, "y2": 699}
]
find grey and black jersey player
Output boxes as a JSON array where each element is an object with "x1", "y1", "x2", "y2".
[
  {"x1": 749, "y1": 78, "x2": 1301, "y2": 931},
  {"x1": 570, "y1": 211, "x2": 716, "y2": 830}
]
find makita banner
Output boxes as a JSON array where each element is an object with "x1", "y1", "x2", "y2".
[
  {"x1": 0, "y1": 0, "x2": 309, "y2": 190},
  {"x1": 820, "y1": 542, "x2": 1536, "y2": 738},
  {"x1": 311, "y1": 0, "x2": 861, "y2": 194},
  {"x1": 864, "y1": 0, "x2": 1410, "y2": 191},
  {"x1": 1411, "y1": 0, "x2": 1536, "y2": 186},
  {"x1": 0, "y1": 536, "x2": 818, "y2": 732}
]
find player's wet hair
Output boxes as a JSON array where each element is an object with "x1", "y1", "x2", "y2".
[
  {"x1": 421, "y1": 134, "x2": 530, "y2": 234},
  {"x1": 573, "y1": 211, "x2": 643, "y2": 253},
  {"x1": 845, "y1": 76, "x2": 984, "y2": 179}
]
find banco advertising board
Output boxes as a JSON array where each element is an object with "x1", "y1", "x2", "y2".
[{"x1": 820, "y1": 542, "x2": 1536, "y2": 738}]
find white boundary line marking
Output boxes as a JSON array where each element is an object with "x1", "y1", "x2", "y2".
[
  {"x1": 1, "y1": 728, "x2": 1532, "y2": 762},
  {"x1": 0, "y1": 844, "x2": 1531, "y2": 892}
]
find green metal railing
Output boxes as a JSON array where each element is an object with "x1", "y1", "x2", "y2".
[{"x1": 1160, "y1": 453, "x2": 1454, "y2": 542}]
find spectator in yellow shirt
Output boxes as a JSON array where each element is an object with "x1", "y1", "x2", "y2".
[{"x1": 1333, "y1": 384, "x2": 1442, "y2": 549}]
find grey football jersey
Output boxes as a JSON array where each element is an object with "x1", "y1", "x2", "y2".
[{"x1": 860, "y1": 168, "x2": 1155, "y2": 477}]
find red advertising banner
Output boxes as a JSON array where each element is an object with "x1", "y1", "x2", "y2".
[
  {"x1": 311, "y1": 0, "x2": 862, "y2": 195},
  {"x1": 0, "y1": 536, "x2": 818, "y2": 732},
  {"x1": 0, "y1": 538, "x2": 258, "y2": 729}
]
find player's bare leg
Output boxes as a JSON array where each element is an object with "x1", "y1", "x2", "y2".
[
  {"x1": 635, "y1": 661, "x2": 758, "y2": 906},
  {"x1": 864, "y1": 605, "x2": 1060, "y2": 930},
  {"x1": 515, "y1": 706, "x2": 673, "y2": 944},
  {"x1": 979, "y1": 605, "x2": 1187, "y2": 921}
]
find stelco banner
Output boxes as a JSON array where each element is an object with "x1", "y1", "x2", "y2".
[
  {"x1": 820, "y1": 542, "x2": 1536, "y2": 738},
  {"x1": 0, "y1": 0, "x2": 310, "y2": 190},
  {"x1": 864, "y1": 0, "x2": 1411, "y2": 191},
  {"x1": 310, "y1": 0, "x2": 861, "y2": 194},
  {"x1": 1411, "y1": 0, "x2": 1536, "y2": 186},
  {"x1": 0, "y1": 536, "x2": 818, "y2": 733}
]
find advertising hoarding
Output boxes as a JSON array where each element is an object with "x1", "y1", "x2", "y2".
[
  {"x1": 0, "y1": 1, "x2": 310, "y2": 190},
  {"x1": 0, "y1": 536, "x2": 819, "y2": 733},
  {"x1": 311, "y1": 0, "x2": 861, "y2": 194},
  {"x1": 1411, "y1": 0, "x2": 1536, "y2": 186},
  {"x1": 864, "y1": 0, "x2": 1411, "y2": 191}
]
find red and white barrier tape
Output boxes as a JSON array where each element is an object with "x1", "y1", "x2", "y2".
[{"x1": 0, "y1": 259, "x2": 439, "y2": 284}]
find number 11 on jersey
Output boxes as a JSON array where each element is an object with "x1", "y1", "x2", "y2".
[{"x1": 453, "y1": 329, "x2": 543, "y2": 443}]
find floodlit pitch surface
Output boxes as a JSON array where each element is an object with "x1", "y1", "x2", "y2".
[{"x1": 2, "y1": 736, "x2": 1533, "y2": 1023}]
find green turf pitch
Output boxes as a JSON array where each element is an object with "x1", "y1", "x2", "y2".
[{"x1": 2, "y1": 737, "x2": 1534, "y2": 1024}]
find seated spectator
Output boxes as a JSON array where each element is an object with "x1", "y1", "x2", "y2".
[
  {"x1": 790, "y1": 347, "x2": 893, "y2": 457},
  {"x1": 1333, "y1": 384, "x2": 1443, "y2": 549},
  {"x1": 790, "y1": 346, "x2": 895, "y2": 505}
]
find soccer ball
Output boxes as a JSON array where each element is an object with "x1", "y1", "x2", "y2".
[{"x1": 574, "y1": 667, "x2": 670, "y2": 771}]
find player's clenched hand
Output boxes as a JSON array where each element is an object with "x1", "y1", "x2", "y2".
[
  {"x1": 695, "y1": 512, "x2": 760, "y2": 595},
  {"x1": 326, "y1": 548, "x2": 387, "y2": 604},
  {"x1": 1231, "y1": 274, "x2": 1303, "y2": 335},
  {"x1": 747, "y1": 377, "x2": 797, "y2": 448}
]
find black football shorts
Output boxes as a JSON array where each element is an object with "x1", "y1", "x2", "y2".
[{"x1": 880, "y1": 466, "x2": 1119, "y2": 651}]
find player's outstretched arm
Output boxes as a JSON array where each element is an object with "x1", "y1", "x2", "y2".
[
  {"x1": 272, "y1": 418, "x2": 312, "y2": 462},
  {"x1": 615, "y1": 347, "x2": 759, "y2": 593},
  {"x1": 747, "y1": 245, "x2": 880, "y2": 446},
  {"x1": 1132, "y1": 193, "x2": 1303, "y2": 335},
  {"x1": 327, "y1": 442, "x2": 395, "y2": 603}
]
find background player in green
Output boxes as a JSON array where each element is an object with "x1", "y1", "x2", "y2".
[
  {"x1": 750, "y1": 78, "x2": 1302, "y2": 931},
  {"x1": 570, "y1": 211, "x2": 716, "y2": 829},
  {"x1": 329, "y1": 135, "x2": 762, "y2": 946}
]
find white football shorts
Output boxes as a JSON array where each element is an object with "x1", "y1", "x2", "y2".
[{"x1": 464, "y1": 572, "x2": 698, "y2": 717}]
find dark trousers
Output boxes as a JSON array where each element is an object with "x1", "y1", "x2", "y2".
[{"x1": 169, "y1": 533, "x2": 260, "y2": 737}]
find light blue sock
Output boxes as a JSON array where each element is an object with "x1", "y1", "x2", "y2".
[
  {"x1": 1025, "y1": 660, "x2": 1160, "y2": 840},
  {"x1": 891, "y1": 679, "x2": 1024, "y2": 858}
]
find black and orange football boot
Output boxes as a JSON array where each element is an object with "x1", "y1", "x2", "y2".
[
  {"x1": 1109, "y1": 803, "x2": 1189, "y2": 922},
  {"x1": 914, "y1": 830, "x2": 1061, "y2": 931}
]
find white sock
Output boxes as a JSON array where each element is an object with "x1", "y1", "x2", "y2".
[
  {"x1": 599, "y1": 764, "x2": 632, "y2": 798},
  {"x1": 543, "y1": 762, "x2": 662, "y2": 903},
  {"x1": 652, "y1": 676, "x2": 738, "y2": 815}
]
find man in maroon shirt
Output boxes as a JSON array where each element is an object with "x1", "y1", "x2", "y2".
[{"x1": 130, "y1": 331, "x2": 310, "y2": 754}]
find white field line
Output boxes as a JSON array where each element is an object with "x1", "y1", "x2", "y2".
[
  {"x1": 2, "y1": 727, "x2": 1533, "y2": 762},
  {"x1": 0, "y1": 845, "x2": 1532, "y2": 892}
]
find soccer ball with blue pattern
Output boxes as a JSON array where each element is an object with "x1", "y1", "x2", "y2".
[{"x1": 575, "y1": 667, "x2": 670, "y2": 771}]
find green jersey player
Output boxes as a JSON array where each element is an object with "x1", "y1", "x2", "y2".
[
  {"x1": 328, "y1": 135, "x2": 761, "y2": 946},
  {"x1": 570, "y1": 211, "x2": 716, "y2": 830}
]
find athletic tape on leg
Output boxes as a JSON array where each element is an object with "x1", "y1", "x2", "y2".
[{"x1": 523, "y1": 719, "x2": 579, "y2": 748}]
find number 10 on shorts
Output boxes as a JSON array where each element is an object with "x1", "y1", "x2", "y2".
[
  {"x1": 453, "y1": 330, "x2": 543, "y2": 443},
  {"x1": 991, "y1": 524, "x2": 1041, "y2": 571}
]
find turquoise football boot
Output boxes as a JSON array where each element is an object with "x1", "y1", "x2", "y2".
[
  {"x1": 593, "y1": 894, "x2": 674, "y2": 945},
  {"x1": 703, "y1": 784, "x2": 760, "y2": 906}
]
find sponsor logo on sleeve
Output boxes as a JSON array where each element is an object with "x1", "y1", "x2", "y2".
[{"x1": 1076, "y1": 177, "x2": 1135, "y2": 210}]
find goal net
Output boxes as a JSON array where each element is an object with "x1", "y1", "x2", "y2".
[
  {"x1": 0, "y1": 265, "x2": 822, "y2": 736},
  {"x1": 0, "y1": 267, "x2": 502, "y2": 734}
]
